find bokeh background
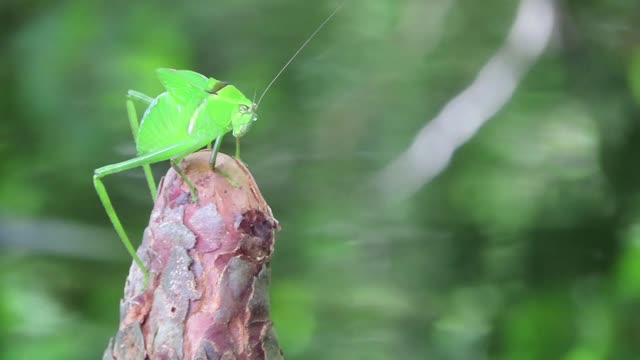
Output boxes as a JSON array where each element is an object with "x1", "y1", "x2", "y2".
[{"x1": 2, "y1": 0, "x2": 640, "y2": 358}]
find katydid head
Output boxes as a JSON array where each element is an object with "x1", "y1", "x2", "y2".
[
  {"x1": 208, "y1": 82, "x2": 258, "y2": 138},
  {"x1": 231, "y1": 102, "x2": 258, "y2": 137}
]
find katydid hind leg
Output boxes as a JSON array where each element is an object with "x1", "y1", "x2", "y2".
[
  {"x1": 94, "y1": 140, "x2": 204, "y2": 288},
  {"x1": 126, "y1": 98, "x2": 157, "y2": 201},
  {"x1": 95, "y1": 141, "x2": 201, "y2": 178},
  {"x1": 93, "y1": 175, "x2": 150, "y2": 288}
]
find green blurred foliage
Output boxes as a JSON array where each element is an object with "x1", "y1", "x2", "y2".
[{"x1": 1, "y1": 0, "x2": 640, "y2": 358}]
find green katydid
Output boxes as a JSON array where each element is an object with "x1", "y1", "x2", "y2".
[{"x1": 93, "y1": 5, "x2": 342, "y2": 287}]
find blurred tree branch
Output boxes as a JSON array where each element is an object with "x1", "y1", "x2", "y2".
[
  {"x1": 375, "y1": 0, "x2": 556, "y2": 200},
  {"x1": 0, "y1": 217, "x2": 122, "y2": 260}
]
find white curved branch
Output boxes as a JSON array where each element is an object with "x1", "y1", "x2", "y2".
[{"x1": 375, "y1": 0, "x2": 556, "y2": 199}]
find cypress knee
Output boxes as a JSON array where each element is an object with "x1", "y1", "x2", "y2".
[{"x1": 103, "y1": 151, "x2": 284, "y2": 360}]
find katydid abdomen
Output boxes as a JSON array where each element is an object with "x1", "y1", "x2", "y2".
[{"x1": 136, "y1": 91, "x2": 233, "y2": 156}]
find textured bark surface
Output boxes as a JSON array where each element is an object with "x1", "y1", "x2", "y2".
[{"x1": 103, "y1": 151, "x2": 283, "y2": 360}]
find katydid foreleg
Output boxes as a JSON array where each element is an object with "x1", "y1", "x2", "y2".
[
  {"x1": 206, "y1": 135, "x2": 240, "y2": 188},
  {"x1": 209, "y1": 134, "x2": 223, "y2": 170},
  {"x1": 170, "y1": 159, "x2": 199, "y2": 203},
  {"x1": 127, "y1": 90, "x2": 154, "y2": 103}
]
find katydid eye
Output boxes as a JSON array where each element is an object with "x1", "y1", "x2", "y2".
[{"x1": 239, "y1": 105, "x2": 249, "y2": 112}]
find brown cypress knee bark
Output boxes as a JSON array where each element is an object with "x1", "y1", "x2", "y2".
[{"x1": 103, "y1": 151, "x2": 283, "y2": 360}]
